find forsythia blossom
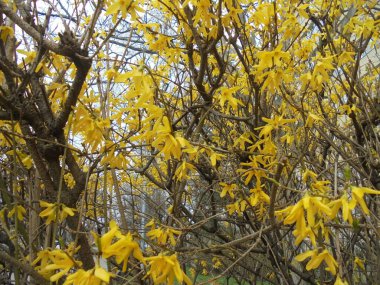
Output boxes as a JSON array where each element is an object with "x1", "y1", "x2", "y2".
[
  {"x1": 32, "y1": 244, "x2": 81, "y2": 282},
  {"x1": 92, "y1": 220, "x2": 145, "y2": 272},
  {"x1": 8, "y1": 205, "x2": 26, "y2": 221},
  {"x1": 146, "y1": 219, "x2": 182, "y2": 246},
  {"x1": 63, "y1": 266, "x2": 113, "y2": 285},
  {"x1": 39, "y1": 201, "x2": 76, "y2": 224},
  {"x1": 145, "y1": 253, "x2": 192, "y2": 285}
]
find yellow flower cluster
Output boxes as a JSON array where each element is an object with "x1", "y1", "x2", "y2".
[
  {"x1": 276, "y1": 186, "x2": 380, "y2": 278},
  {"x1": 63, "y1": 266, "x2": 113, "y2": 285},
  {"x1": 296, "y1": 249, "x2": 337, "y2": 275},
  {"x1": 32, "y1": 243, "x2": 81, "y2": 282},
  {"x1": 33, "y1": 243, "x2": 114, "y2": 284},
  {"x1": 92, "y1": 220, "x2": 145, "y2": 272},
  {"x1": 7, "y1": 204, "x2": 26, "y2": 221},
  {"x1": 146, "y1": 219, "x2": 182, "y2": 246},
  {"x1": 39, "y1": 201, "x2": 76, "y2": 225},
  {"x1": 275, "y1": 193, "x2": 331, "y2": 246},
  {"x1": 145, "y1": 254, "x2": 192, "y2": 285}
]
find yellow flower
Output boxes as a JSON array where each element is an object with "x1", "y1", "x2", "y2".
[
  {"x1": 0, "y1": 208, "x2": 6, "y2": 223},
  {"x1": 147, "y1": 226, "x2": 181, "y2": 246},
  {"x1": 105, "y1": 232, "x2": 145, "y2": 271},
  {"x1": 256, "y1": 115, "x2": 295, "y2": 137},
  {"x1": 219, "y1": 182, "x2": 237, "y2": 198},
  {"x1": 32, "y1": 249, "x2": 53, "y2": 279},
  {"x1": 174, "y1": 161, "x2": 196, "y2": 181},
  {"x1": 105, "y1": 68, "x2": 117, "y2": 81},
  {"x1": 39, "y1": 201, "x2": 76, "y2": 225},
  {"x1": 276, "y1": 194, "x2": 332, "y2": 246},
  {"x1": 146, "y1": 219, "x2": 156, "y2": 228},
  {"x1": 302, "y1": 169, "x2": 318, "y2": 182},
  {"x1": 354, "y1": 257, "x2": 365, "y2": 271},
  {"x1": 226, "y1": 200, "x2": 243, "y2": 215},
  {"x1": 60, "y1": 205, "x2": 76, "y2": 221},
  {"x1": 33, "y1": 245, "x2": 81, "y2": 282},
  {"x1": 295, "y1": 249, "x2": 337, "y2": 275},
  {"x1": 351, "y1": 186, "x2": 380, "y2": 215},
  {"x1": 212, "y1": 257, "x2": 222, "y2": 269},
  {"x1": 93, "y1": 220, "x2": 145, "y2": 272},
  {"x1": 0, "y1": 26, "x2": 14, "y2": 42},
  {"x1": 63, "y1": 266, "x2": 114, "y2": 285},
  {"x1": 39, "y1": 201, "x2": 56, "y2": 224},
  {"x1": 106, "y1": 0, "x2": 132, "y2": 18},
  {"x1": 8, "y1": 205, "x2": 26, "y2": 221},
  {"x1": 311, "y1": 180, "x2": 330, "y2": 193},
  {"x1": 329, "y1": 193, "x2": 355, "y2": 224},
  {"x1": 334, "y1": 276, "x2": 349, "y2": 285},
  {"x1": 249, "y1": 186, "x2": 270, "y2": 206},
  {"x1": 145, "y1": 254, "x2": 192, "y2": 285},
  {"x1": 92, "y1": 220, "x2": 119, "y2": 256},
  {"x1": 17, "y1": 49, "x2": 37, "y2": 65},
  {"x1": 21, "y1": 155, "x2": 33, "y2": 169},
  {"x1": 106, "y1": 0, "x2": 143, "y2": 20}
]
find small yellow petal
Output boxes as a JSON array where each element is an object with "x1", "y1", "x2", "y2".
[
  {"x1": 295, "y1": 249, "x2": 316, "y2": 262},
  {"x1": 354, "y1": 257, "x2": 365, "y2": 271},
  {"x1": 49, "y1": 268, "x2": 68, "y2": 282},
  {"x1": 94, "y1": 266, "x2": 112, "y2": 283},
  {"x1": 306, "y1": 252, "x2": 325, "y2": 271},
  {"x1": 40, "y1": 200, "x2": 54, "y2": 208},
  {"x1": 62, "y1": 206, "x2": 76, "y2": 216}
]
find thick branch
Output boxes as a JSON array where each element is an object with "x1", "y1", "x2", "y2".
[
  {"x1": 0, "y1": 0, "x2": 89, "y2": 60},
  {"x1": 53, "y1": 58, "x2": 91, "y2": 132},
  {"x1": 66, "y1": 215, "x2": 95, "y2": 269}
]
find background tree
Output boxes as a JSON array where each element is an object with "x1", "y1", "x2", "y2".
[{"x1": 0, "y1": 0, "x2": 379, "y2": 284}]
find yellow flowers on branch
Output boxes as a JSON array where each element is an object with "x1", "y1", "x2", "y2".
[
  {"x1": 92, "y1": 220, "x2": 145, "y2": 272},
  {"x1": 295, "y1": 249, "x2": 338, "y2": 276},
  {"x1": 146, "y1": 219, "x2": 182, "y2": 246},
  {"x1": 39, "y1": 201, "x2": 76, "y2": 225},
  {"x1": 63, "y1": 266, "x2": 113, "y2": 285},
  {"x1": 1, "y1": 0, "x2": 380, "y2": 284},
  {"x1": 33, "y1": 244, "x2": 114, "y2": 284},
  {"x1": 275, "y1": 185, "x2": 380, "y2": 276},
  {"x1": 145, "y1": 254, "x2": 192, "y2": 285},
  {"x1": 7, "y1": 204, "x2": 26, "y2": 221},
  {"x1": 33, "y1": 220, "x2": 190, "y2": 285},
  {"x1": 32, "y1": 243, "x2": 81, "y2": 282}
]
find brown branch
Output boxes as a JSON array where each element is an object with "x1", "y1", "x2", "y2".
[
  {"x1": 65, "y1": 215, "x2": 95, "y2": 270},
  {"x1": 20, "y1": 122, "x2": 57, "y2": 195},
  {"x1": 0, "y1": 0, "x2": 89, "y2": 61},
  {"x1": 269, "y1": 159, "x2": 286, "y2": 224},
  {"x1": 52, "y1": 57, "x2": 91, "y2": 132}
]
